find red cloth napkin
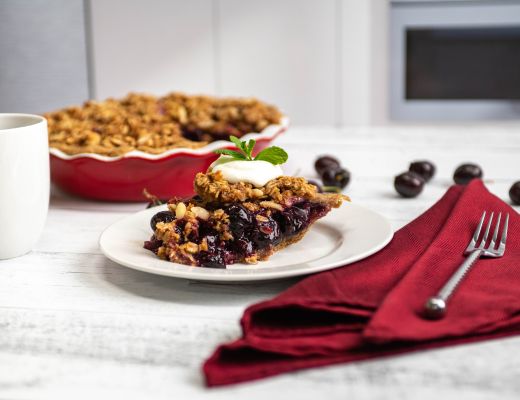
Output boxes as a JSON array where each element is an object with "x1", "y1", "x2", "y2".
[{"x1": 203, "y1": 180, "x2": 520, "y2": 386}]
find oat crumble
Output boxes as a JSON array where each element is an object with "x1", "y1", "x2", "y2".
[{"x1": 46, "y1": 92, "x2": 283, "y2": 156}]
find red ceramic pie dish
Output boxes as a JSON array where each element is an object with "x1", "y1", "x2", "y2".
[{"x1": 50, "y1": 118, "x2": 289, "y2": 202}]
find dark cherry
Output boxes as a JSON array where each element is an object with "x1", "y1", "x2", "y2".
[
  {"x1": 278, "y1": 203, "x2": 310, "y2": 236},
  {"x1": 150, "y1": 211, "x2": 175, "y2": 230},
  {"x1": 394, "y1": 171, "x2": 424, "y2": 198},
  {"x1": 509, "y1": 181, "x2": 520, "y2": 205},
  {"x1": 409, "y1": 160, "x2": 436, "y2": 182},
  {"x1": 199, "y1": 250, "x2": 226, "y2": 268},
  {"x1": 226, "y1": 204, "x2": 252, "y2": 223},
  {"x1": 181, "y1": 128, "x2": 206, "y2": 142},
  {"x1": 307, "y1": 180, "x2": 323, "y2": 193},
  {"x1": 232, "y1": 237, "x2": 254, "y2": 256},
  {"x1": 315, "y1": 156, "x2": 340, "y2": 175},
  {"x1": 253, "y1": 218, "x2": 282, "y2": 248},
  {"x1": 308, "y1": 202, "x2": 328, "y2": 221},
  {"x1": 196, "y1": 230, "x2": 230, "y2": 268},
  {"x1": 143, "y1": 236, "x2": 162, "y2": 252},
  {"x1": 226, "y1": 204, "x2": 253, "y2": 238},
  {"x1": 453, "y1": 163, "x2": 483, "y2": 185},
  {"x1": 321, "y1": 167, "x2": 350, "y2": 189},
  {"x1": 203, "y1": 233, "x2": 219, "y2": 249}
]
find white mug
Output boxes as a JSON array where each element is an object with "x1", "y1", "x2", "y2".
[{"x1": 0, "y1": 113, "x2": 50, "y2": 259}]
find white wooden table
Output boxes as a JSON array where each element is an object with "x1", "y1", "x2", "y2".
[{"x1": 2, "y1": 126, "x2": 520, "y2": 400}]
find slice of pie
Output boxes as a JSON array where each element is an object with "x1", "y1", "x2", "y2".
[{"x1": 144, "y1": 171, "x2": 349, "y2": 268}]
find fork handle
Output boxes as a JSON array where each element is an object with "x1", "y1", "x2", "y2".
[{"x1": 424, "y1": 250, "x2": 482, "y2": 319}]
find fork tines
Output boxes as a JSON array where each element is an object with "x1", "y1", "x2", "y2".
[{"x1": 465, "y1": 211, "x2": 509, "y2": 256}]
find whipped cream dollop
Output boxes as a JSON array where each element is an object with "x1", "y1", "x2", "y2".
[{"x1": 209, "y1": 156, "x2": 283, "y2": 187}]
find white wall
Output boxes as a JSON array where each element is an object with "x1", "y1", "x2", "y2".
[
  {"x1": 89, "y1": 0, "x2": 389, "y2": 126},
  {"x1": 0, "y1": 0, "x2": 89, "y2": 114},
  {"x1": 89, "y1": 0, "x2": 216, "y2": 98},
  {"x1": 217, "y1": 0, "x2": 337, "y2": 125}
]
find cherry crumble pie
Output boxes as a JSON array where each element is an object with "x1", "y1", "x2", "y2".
[
  {"x1": 144, "y1": 172, "x2": 349, "y2": 268},
  {"x1": 45, "y1": 92, "x2": 282, "y2": 156}
]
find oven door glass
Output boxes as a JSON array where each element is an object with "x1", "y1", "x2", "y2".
[{"x1": 406, "y1": 26, "x2": 520, "y2": 100}]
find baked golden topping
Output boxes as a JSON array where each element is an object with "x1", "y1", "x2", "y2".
[
  {"x1": 45, "y1": 92, "x2": 282, "y2": 156},
  {"x1": 194, "y1": 171, "x2": 348, "y2": 205}
]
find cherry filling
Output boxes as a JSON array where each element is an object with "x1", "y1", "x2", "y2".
[
  {"x1": 145, "y1": 200, "x2": 329, "y2": 268},
  {"x1": 143, "y1": 235, "x2": 163, "y2": 252},
  {"x1": 181, "y1": 126, "x2": 242, "y2": 142}
]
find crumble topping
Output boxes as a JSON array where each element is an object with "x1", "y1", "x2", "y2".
[
  {"x1": 45, "y1": 92, "x2": 282, "y2": 156},
  {"x1": 194, "y1": 171, "x2": 349, "y2": 206}
]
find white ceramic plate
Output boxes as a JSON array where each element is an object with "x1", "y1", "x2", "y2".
[{"x1": 99, "y1": 203, "x2": 393, "y2": 282}]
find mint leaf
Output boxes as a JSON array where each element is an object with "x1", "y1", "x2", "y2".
[
  {"x1": 228, "y1": 135, "x2": 257, "y2": 160},
  {"x1": 214, "y1": 136, "x2": 288, "y2": 165},
  {"x1": 246, "y1": 139, "x2": 256, "y2": 158},
  {"x1": 228, "y1": 136, "x2": 254, "y2": 160},
  {"x1": 254, "y1": 146, "x2": 288, "y2": 165},
  {"x1": 229, "y1": 136, "x2": 245, "y2": 151},
  {"x1": 213, "y1": 149, "x2": 247, "y2": 160}
]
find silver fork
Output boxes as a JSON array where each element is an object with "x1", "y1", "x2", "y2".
[{"x1": 424, "y1": 211, "x2": 509, "y2": 319}]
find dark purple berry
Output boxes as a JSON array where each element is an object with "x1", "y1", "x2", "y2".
[
  {"x1": 253, "y1": 217, "x2": 281, "y2": 248},
  {"x1": 233, "y1": 238, "x2": 254, "y2": 256},
  {"x1": 226, "y1": 204, "x2": 253, "y2": 238},
  {"x1": 307, "y1": 180, "x2": 323, "y2": 193},
  {"x1": 226, "y1": 204, "x2": 252, "y2": 224},
  {"x1": 143, "y1": 235, "x2": 162, "y2": 252},
  {"x1": 409, "y1": 160, "x2": 436, "y2": 182},
  {"x1": 394, "y1": 171, "x2": 424, "y2": 198},
  {"x1": 453, "y1": 163, "x2": 483, "y2": 185},
  {"x1": 199, "y1": 251, "x2": 226, "y2": 268},
  {"x1": 150, "y1": 211, "x2": 175, "y2": 230},
  {"x1": 278, "y1": 203, "x2": 310, "y2": 236},
  {"x1": 321, "y1": 167, "x2": 350, "y2": 189},
  {"x1": 509, "y1": 181, "x2": 520, "y2": 205},
  {"x1": 315, "y1": 156, "x2": 340, "y2": 175}
]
